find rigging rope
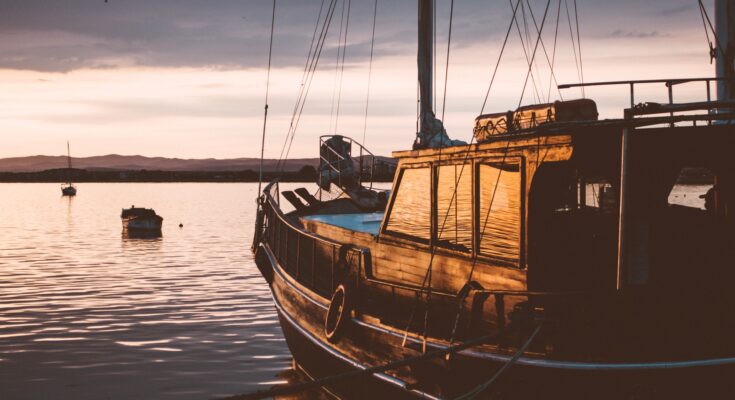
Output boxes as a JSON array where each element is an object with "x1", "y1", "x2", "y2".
[
  {"x1": 573, "y1": 0, "x2": 584, "y2": 97},
  {"x1": 275, "y1": 0, "x2": 332, "y2": 171},
  {"x1": 524, "y1": 0, "x2": 564, "y2": 102},
  {"x1": 698, "y1": 0, "x2": 715, "y2": 62},
  {"x1": 278, "y1": 0, "x2": 340, "y2": 170},
  {"x1": 547, "y1": 0, "x2": 562, "y2": 102},
  {"x1": 446, "y1": 0, "x2": 550, "y2": 350},
  {"x1": 454, "y1": 324, "x2": 543, "y2": 400},
  {"x1": 362, "y1": 0, "x2": 378, "y2": 146},
  {"x1": 258, "y1": 0, "x2": 277, "y2": 197},
  {"x1": 334, "y1": 0, "x2": 352, "y2": 134},
  {"x1": 328, "y1": 0, "x2": 345, "y2": 135},
  {"x1": 402, "y1": 0, "x2": 524, "y2": 349},
  {"x1": 275, "y1": 0, "x2": 326, "y2": 170},
  {"x1": 517, "y1": 0, "x2": 552, "y2": 107},
  {"x1": 440, "y1": 0, "x2": 455, "y2": 121},
  {"x1": 480, "y1": 0, "x2": 523, "y2": 114},
  {"x1": 227, "y1": 327, "x2": 511, "y2": 400},
  {"x1": 564, "y1": 0, "x2": 583, "y2": 98},
  {"x1": 698, "y1": 0, "x2": 726, "y2": 62},
  {"x1": 520, "y1": 0, "x2": 543, "y2": 103}
]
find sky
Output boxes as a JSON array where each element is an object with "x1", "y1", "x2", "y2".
[{"x1": 0, "y1": 0, "x2": 722, "y2": 159}]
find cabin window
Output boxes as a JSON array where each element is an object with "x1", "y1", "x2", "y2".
[
  {"x1": 667, "y1": 167, "x2": 715, "y2": 211},
  {"x1": 384, "y1": 166, "x2": 431, "y2": 241},
  {"x1": 478, "y1": 162, "x2": 521, "y2": 266},
  {"x1": 436, "y1": 164, "x2": 473, "y2": 252}
]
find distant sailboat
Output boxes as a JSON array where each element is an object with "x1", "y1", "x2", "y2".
[{"x1": 61, "y1": 141, "x2": 77, "y2": 196}]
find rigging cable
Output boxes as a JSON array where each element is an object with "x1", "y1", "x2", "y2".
[
  {"x1": 440, "y1": 0, "x2": 455, "y2": 121},
  {"x1": 698, "y1": 0, "x2": 727, "y2": 62},
  {"x1": 524, "y1": 0, "x2": 564, "y2": 102},
  {"x1": 454, "y1": 324, "x2": 543, "y2": 400},
  {"x1": 279, "y1": 0, "x2": 340, "y2": 170},
  {"x1": 480, "y1": 0, "x2": 523, "y2": 114},
  {"x1": 362, "y1": 0, "x2": 378, "y2": 146},
  {"x1": 402, "y1": 0, "x2": 524, "y2": 348},
  {"x1": 328, "y1": 0, "x2": 346, "y2": 135},
  {"x1": 564, "y1": 0, "x2": 583, "y2": 98},
  {"x1": 546, "y1": 0, "x2": 562, "y2": 102},
  {"x1": 517, "y1": 0, "x2": 552, "y2": 107},
  {"x1": 276, "y1": 0, "x2": 326, "y2": 167},
  {"x1": 447, "y1": 0, "x2": 550, "y2": 350},
  {"x1": 519, "y1": 0, "x2": 543, "y2": 103},
  {"x1": 334, "y1": 0, "x2": 352, "y2": 134},
  {"x1": 698, "y1": 0, "x2": 715, "y2": 62},
  {"x1": 275, "y1": 0, "x2": 332, "y2": 171},
  {"x1": 573, "y1": 0, "x2": 585, "y2": 96},
  {"x1": 229, "y1": 326, "x2": 511, "y2": 400},
  {"x1": 258, "y1": 0, "x2": 277, "y2": 197},
  {"x1": 509, "y1": 2, "x2": 539, "y2": 105},
  {"x1": 434, "y1": 0, "x2": 437, "y2": 112}
]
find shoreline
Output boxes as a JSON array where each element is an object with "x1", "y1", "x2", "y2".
[{"x1": 0, "y1": 168, "x2": 395, "y2": 183}]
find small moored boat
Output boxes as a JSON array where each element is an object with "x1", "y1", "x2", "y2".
[
  {"x1": 121, "y1": 206, "x2": 163, "y2": 231},
  {"x1": 61, "y1": 141, "x2": 77, "y2": 196}
]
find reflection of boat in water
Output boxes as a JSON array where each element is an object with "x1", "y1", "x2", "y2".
[
  {"x1": 61, "y1": 141, "x2": 77, "y2": 196},
  {"x1": 122, "y1": 228, "x2": 162, "y2": 240},
  {"x1": 251, "y1": 1, "x2": 735, "y2": 399},
  {"x1": 121, "y1": 206, "x2": 163, "y2": 231}
]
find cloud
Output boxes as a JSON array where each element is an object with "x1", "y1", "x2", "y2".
[
  {"x1": 609, "y1": 29, "x2": 670, "y2": 39},
  {"x1": 659, "y1": 4, "x2": 696, "y2": 16}
]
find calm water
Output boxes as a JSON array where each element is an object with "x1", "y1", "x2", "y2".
[{"x1": 0, "y1": 183, "x2": 295, "y2": 400}]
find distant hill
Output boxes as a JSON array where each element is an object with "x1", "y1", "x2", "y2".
[
  {"x1": 0, "y1": 154, "x2": 328, "y2": 173},
  {"x1": 0, "y1": 154, "x2": 395, "y2": 173}
]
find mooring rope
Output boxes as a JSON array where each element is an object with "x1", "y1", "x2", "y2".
[
  {"x1": 454, "y1": 323, "x2": 543, "y2": 400},
  {"x1": 223, "y1": 325, "x2": 522, "y2": 400}
]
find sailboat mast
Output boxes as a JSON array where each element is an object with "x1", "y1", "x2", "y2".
[
  {"x1": 67, "y1": 141, "x2": 72, "y2": 170},
  {"x1": 715, "y1": 0, "x2": 735, "y2": 102},
  {"x1": 417, "y1": 0, "x2": 433, "y2": 133}
]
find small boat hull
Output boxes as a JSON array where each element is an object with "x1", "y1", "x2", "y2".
[
  {"x1": 122, "y1": 216, "x2": 163, "y2": 231},
  {"x1": 61, "y1": 186, "x2": 77, "y2": 196}
]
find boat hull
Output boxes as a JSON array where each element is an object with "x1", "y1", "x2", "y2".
[
  {"x1": 61, "y1": 186, "x2": 76, "y2": 196},
  {"x1": 257, "y1": 242, "x2": 735, "y2": 399},
  {"x1": 122, "y1": 216, "x2": 163, "y2": 231}
]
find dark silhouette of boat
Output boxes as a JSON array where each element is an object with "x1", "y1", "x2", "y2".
[
  {"x1": 251, "y1": 1, "x2": 735, "y2": 398},
  {"x1": 121, "y1": 206, "x2": 163, "y2": 231},
  {"x1": 61, "y1": 141, "x2": 76, "y2": 196}
]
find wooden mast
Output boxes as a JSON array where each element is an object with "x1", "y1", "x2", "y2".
[
  {"x1": 417, "y1": 0, "x2": 433, "y2": 132},
  {"x1": 715, "y1": 0, "x2": 735, "y2": 103},
  {"x1": 415, "y1": 0, "x2": 436, "y2": 149}
]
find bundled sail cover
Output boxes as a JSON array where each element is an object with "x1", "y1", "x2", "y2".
[{"x1": 473, "y1": 99, "x2": 598, "y2": 142}]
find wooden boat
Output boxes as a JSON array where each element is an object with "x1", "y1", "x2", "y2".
[
  {"x1": 252, "y1": 1, "x2": 735, "y2": 398},
  {"x1": 121, "y1": 206, "x2": 163, "y2": 231},
  {"x1": 61, "y1": 141, "x2": 77, "y2": 196}
]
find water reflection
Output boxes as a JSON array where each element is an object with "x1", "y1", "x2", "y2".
[
  {"x1": 0, "y1": 183, "x2": 295, "y2": 400},
  {"x1": 122, "y1": 228, "x2": 163, "y2": 240}
]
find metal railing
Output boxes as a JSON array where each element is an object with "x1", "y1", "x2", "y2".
[
  {"x1": 260, "y1": 180, "x2": 364, "y2": 298},
  {"x1": 319, "y1": 135, "x2": 394, "y2": 191},
  {"x1": 559, "y1": 77, "x2": 735, "y2": 126}
]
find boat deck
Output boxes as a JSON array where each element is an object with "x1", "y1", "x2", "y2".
[{"x1": 302, "y1": 212, "x2": 384, "y2": 236}]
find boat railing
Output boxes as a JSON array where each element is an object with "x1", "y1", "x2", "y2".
[
  {"x1": 260, "y1": 180, "x2": 366, "y2": 298},
  {"x1": 319, "y1": 135, "x2": 395, "y2": 191},
  {"x1": 354, "y1": 245, "x2": 598, "y2": 332},
  {"x1": 559, "y1": 76, "x2": 735, "y2": 124}
]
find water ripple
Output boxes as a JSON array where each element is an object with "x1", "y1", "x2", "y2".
[{"x1": 0, "y1": 183, "x2": 293, "y2": 400}]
